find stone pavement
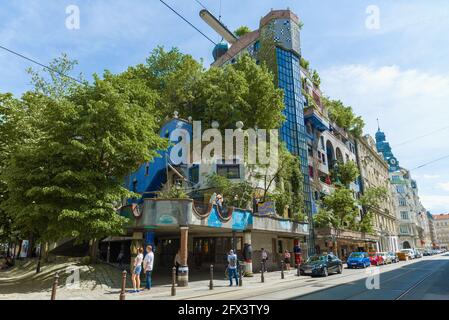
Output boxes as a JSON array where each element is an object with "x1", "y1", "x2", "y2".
[
  {"x1": 0, "y1": 258, "x2": 304, "y2": 300},
  {"x1": 4, "y1": 256, "x2": 442, "y2": 300}
]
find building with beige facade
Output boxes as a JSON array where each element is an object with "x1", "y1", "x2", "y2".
[
  {"x1": 433, "y1": 213, "x2": 449, "y2": 249},
  {"x1": 356, "y1": 134, "x2": 398, "y2": 252}
]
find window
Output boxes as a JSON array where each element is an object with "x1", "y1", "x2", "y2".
[
  {"x1": 145, "y1": 164, "x2": 150, "y2": 176},
  {"x1": 400, "y1": 226, "x2": 409, "y2": 234},
  {"x1": 189, "y1": 165, "x2": 199, "y2": 184},
  {"x1": 396, "y1": 185, "x2": 405, "y2": 193},
  {"x1": 401, "y1": 211, "x2": 409, "y2": 220},
  {"x1": 217, "y1": 164, "x2": 240, "y2": 179},
  {"x1": 399, "y1": 198, "x2": 407, "y2": 207},
  {"x1": 132, "y1": 179, "x2": 138, "y2": 192}
]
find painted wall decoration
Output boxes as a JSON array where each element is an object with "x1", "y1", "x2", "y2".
[{"x1": 258, "y1": 202, "x2": 276, "y2": 216}]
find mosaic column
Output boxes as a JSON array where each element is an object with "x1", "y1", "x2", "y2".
[{"x1": 178, "y1": 226, "x2": 189, "y2": 287}]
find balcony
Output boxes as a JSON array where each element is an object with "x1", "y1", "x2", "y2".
[{"x1": 120, "y1": 199, "x2": 309, "y2": 236}]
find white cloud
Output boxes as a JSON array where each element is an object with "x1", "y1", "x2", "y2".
[
  {"x1": 320, "y1": 64, "x2": 449, "y2": 164},
  {"x1": 423, "y1": 174, "x2": 441, "y2": 179},
  {"x1": 421, "y1": 195, "x2": 449, "y2": 214},
  {"x1": 438, "y1": 183, "x2": 449, "y2": 192},
  {"x1": 320, "y1": 64, "x2": 449, "y2": 212}
]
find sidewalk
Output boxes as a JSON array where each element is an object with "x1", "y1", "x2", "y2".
[{"x1": 0, "y1": 258, "x2": 303, "y2": 300}]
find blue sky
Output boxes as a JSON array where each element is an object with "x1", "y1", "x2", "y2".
[{"x1": 1, "y1": 0, "x2": 449, "y2": 213}]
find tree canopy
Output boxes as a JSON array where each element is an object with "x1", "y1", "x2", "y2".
[
  {"x1": 124, "y1": 47, "x2": 285, "y2": 131},
  {"x1": 0, "y1": 56, "x2": 167, "y2": 243},
  {"x1": 324, "y1": 97, "x2": 365, "y2": 138},
  {"x1": 234, "y1": 26, "x2": 252, "y2": 37}
]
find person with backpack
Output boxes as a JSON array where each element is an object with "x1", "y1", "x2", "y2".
[{"x1": 227, "y1": 250, "x2": 239, "y2": 286}]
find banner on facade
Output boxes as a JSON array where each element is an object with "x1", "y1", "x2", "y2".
[{"x1": 258, "y1": 202, "x2": 276, "y2": 216}]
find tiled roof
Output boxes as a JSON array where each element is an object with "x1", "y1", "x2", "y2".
[{"x1": 432, "y1": 213, "x2": 449, "y2": 220}]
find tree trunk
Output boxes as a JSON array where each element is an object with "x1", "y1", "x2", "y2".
[
  {"x1": 89, "y1": 239, "x2": 99, "y2": 264},
  {"x1": 16, "y1": 239, "x2": 23, "y2": 260},
  {"x1": 36, "y1": 245, "x2": 42, "y2": 274}
]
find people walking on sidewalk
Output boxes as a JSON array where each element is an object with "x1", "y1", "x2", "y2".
[
  {"x1": 174, "y1": 249, "x2": 182, "y2": 278},
  {"x1": 143, "y1": 245, "x2": 154, "y2": 290},
  {"x1": 227, "y1": 250, "x2": 239, "y2": 286},
  {"x1": 117, "y1": 249, "x2": 124, "y2": 270},
  {"x1": 293, "y1": 243, "x2": 302, "y2": 268},
  {"x1": 283, "y1": 250, "x2": 291, "y2": 271},
  {"x1": 131, "y1": 247, "x2": 144, "y2": 293}
]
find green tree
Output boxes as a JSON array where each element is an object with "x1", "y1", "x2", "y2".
[
  {"x1": 123, "y1": 47, "x2": 203, "y2": 123},
  {"x1": 124, "y1": 48, "x2": 285, "y2": 131},
  {"x1": 1, "y1": 59, "x2": 167, "y2": 257},
  {"x1": 312, "y1": 70, "x2": 321, "y2": 87},
  {"x1": 300, "y1": 57, "x2": 310, "y2": 70},
  {"x1": 234, "y1": 26, "x2": 252, "y2": 37},
  {"x1": 335, "y1": 161, "x2": 360, "y2": 187},
  {"x1": 324, "y1": 98, "x2": 365, "y2": 138},
  {"x1": 358, "y1": 186, "x2": 388, "y2": 233},
  {"x1": 207, "y1": 174, "x2": 253, "y2": 209},
  {"x1": 321, "y1": 188, "x2": 359, "y2": 230}
]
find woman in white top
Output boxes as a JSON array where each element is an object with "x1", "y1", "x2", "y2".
[{"x1": 132, "y1": 247, "x2": 144, "y2": 293}]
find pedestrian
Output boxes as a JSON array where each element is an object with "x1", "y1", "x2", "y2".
[
  {"x1": 261, "y1": 248, "x2": 268, "y2": 272},
  {"x1": 131, "y1": 247, "x2": 144, "y2": 293},
  {"x1": 174, "y1": 249, "x2": 182, "y2": 278},
  {"x1": 143, "y1": 245, "x2": 154, "y2": 290},
  {"x1": 227, "y1": 250, "x2": 239, "y2": 286},
  {"x1": 284, "y1": 250, "x2": 291, "y2": 271},
  {"x1": 293, "y1": 243, "x2": 302, "y2": 268},
  {"x1": 216, "y1": 194, "x2": 224, "y2": 210},
  {"x1": 117, "y1": 250, "x2": 124, "y2": 270}
]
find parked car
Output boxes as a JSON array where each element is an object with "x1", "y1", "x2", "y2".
[
  {"x1": 300, "y1": 253, "x2": 343, "y2": 277},
  {"x1": 379, "y1": 252, "x2": 392, "y2": 264},
  {"x1": 368, "y1": 252, "x2": 385, "y2": 266},
  {"x1": 414, "y1": 249, "x2": 423, "y2": 258},
  {"x1": 400, "y1": 249, "x2": 415, "y2": 260},
  {"x1": 423, "y1": 249, "x2": 432, "y2": 256},
  {"x1": 346, "y1": 252, "x2": 370, "y2": 269},
  {"x1": 388, "y1": 252, "x2": 400, "y2": 263}
]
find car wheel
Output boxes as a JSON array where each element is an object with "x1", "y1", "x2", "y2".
[
  {"x1": 337, "y1": 265, "x2": 342, "y2": 274},
  {"x1": 323, "y1": 267, "x2": 328, "y2": 277}
]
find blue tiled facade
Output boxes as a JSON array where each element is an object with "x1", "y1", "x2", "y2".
[{"x1": 276, "y1": 47, "x2": 313, "y2": 219}]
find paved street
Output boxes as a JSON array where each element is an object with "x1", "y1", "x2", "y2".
[
  {"x1": 1, "y1": 253, "x2": 448, "y2": 300},
  {"x1": 294, "y1": 253, "x2": 449, "y2": 300}
]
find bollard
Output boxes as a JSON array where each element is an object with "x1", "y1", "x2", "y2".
[
  {"x1": 281, "y1": 260, "x2": 285, "y2": 279},
  {"x1": 261, "y1": 261, "x2": 265, "y2": 283},
  {"x1": 297, "y1": 263, "x2": 300, "y2": 277},
  {"x1": 119, "y1": 271, "x2": 127, "y2": 301},
  {"x1": 209, "y1": 265, "x2": 214, "y2": 290},
  {"x1": 239, "y1": 264, "x2": 243, "y2": 287},
  {"x1": 171, "y1": 267, "x2": 177, "y2": 296},
  {"x1": 50, "y1": 272, "x2": 59, "y2": 300}
]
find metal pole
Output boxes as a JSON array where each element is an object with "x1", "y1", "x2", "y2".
[
  {"x1": 239, "y1": 263, "x2": 243, "y2": 287},
  {"x1": 119, "y1": 271, "x2": 127, "y2": 301},
  {"x1": 171, "y1": 267, "x2": 177, "y2": 296},
  {"x1": 209, "y1": 265, "x2": 214, "y2": 290},
  {"x1": 281, "y1": 260, "x2": 285, "y2": 279},
  {"x1": 297, "y1": 261, "x2": 301, "y2": 277},
  {"x1": 50, "y1": 273, "x2": 59, "y2": 300},
  {"x1": 261, "y1": 261, "x2": 265, "y2": 283}
]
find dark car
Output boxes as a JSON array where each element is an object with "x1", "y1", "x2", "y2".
[{"x1": 300, "y1": 253, "x2": 343, "y2": 277}]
